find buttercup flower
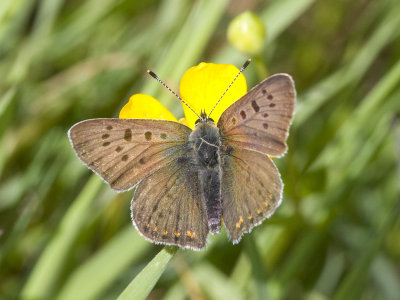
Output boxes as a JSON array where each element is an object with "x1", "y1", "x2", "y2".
[{"x1": 119, "y1": 63, "x2": 247, "y2": 128}]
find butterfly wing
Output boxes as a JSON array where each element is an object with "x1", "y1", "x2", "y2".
[
  {"x1": 218, "y1": 73, "x2": 296, "y2": 242},
  {"x1": 221, "y1": 148, "x2": 282, "y2": 242},
  {"x1": 218, "y1": 74, "x2": 295, "y2": 157},
  {"x1": 68, "y1": 118, "x2": 192, "y2": 191},
  {"x1": 131, "y1": 157, "x2": 209, "y2": 250}
]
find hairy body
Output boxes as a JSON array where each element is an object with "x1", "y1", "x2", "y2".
[{"x1": 189, "y1": 119, "x2": 223, "y2": 234}]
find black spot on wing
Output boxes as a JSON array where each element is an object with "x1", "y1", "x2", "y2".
[
  {"x1": 145, "y1": 131, "x2": 152, "y2": 141},
  {"x1": 251, "y1": 100, "x2": 260, "y2": 112},
  {"x1": 124, "y1": 129, "x2": 132, "y2": 142}
]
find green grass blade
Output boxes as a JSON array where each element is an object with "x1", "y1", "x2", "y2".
[
  {"x1": 244, "y1": 236, "x2": 268, "y2": 299},
  {"x1": 57, "y1": 227, "x2": 150, "y2": 300},
  {"x1": 117, "y1": 247, "x2": 178, "y2": 300},
  {"x1": 295, "y1": 4, "x2": 400, "y2": 126},
  {"x1": 194, "y1": 263, "x2": 245, "y2": 300},
  {"x1": 21, "y1": 176, "x2": 104, "y2": 300},
  {"x1": 332, "y1": 206, "x2": 399, "y2": 300},
  {"x1": 230, "y1": 251, "x2": 252, "y2": 292},
  {"x1": 262, "y1": 0, "x2": 315, "y2": 43},
  {"x1": 312, "y1": 58, "x2": 400, "y2": 174},
  {"x1": 141, "y1": 0, "x2": 229, "y2": 115},
  {"x1": 371, "y1": 255, "x2": 400, "y2": 300}
]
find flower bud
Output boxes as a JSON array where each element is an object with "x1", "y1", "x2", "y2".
[{"x1": 227, "y1": 11, "x2": 266, "y2": 55}]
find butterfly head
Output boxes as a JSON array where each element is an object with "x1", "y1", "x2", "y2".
[{"x1": 195, "y1": 110, "x2": 215, "y2": 126}]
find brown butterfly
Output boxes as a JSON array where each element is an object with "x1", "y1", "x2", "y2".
[{"x1": 68, "y1": 60, "x2": 296, "y2": 250}]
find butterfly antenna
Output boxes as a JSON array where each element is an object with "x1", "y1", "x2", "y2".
[
  {"x1": 147, "y1": 70, "x2": 200, "y2": 119},
  {"x1": 208, "y1": 58, "x2": 251, "y2": 118}
]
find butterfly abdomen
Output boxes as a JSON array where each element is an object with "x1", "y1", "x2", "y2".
[{"x1": 199, "y1": 169, "x2": 221, "y2": 234}]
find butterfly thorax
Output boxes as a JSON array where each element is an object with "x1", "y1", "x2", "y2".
[
  {"x1": 189, "y1": 119, "x2": 222, "y2": 234},
  {"x1": 189, "y1": 120, "x2": 221, "y2": 169}
]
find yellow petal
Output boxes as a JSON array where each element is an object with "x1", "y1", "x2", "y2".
[
  {"x1": 119, "y1": 93, "x2": 177, "y2": 121},
  {"x1": 180, "y1": 63, "x2": 247, "y2": 128}
]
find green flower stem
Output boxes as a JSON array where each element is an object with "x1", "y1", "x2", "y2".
[{"x1": 253, "y1": 55, "x2": 269, "y2": 80}]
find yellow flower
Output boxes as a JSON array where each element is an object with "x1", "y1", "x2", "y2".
[
  {"x1": 119, "y1": 63, "x2": 247, "y2": 129},
  {"x1": 119, "y1": 93, "x2": 177, "y2": 121}
]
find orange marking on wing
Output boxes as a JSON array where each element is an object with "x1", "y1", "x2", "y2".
[
  {"x1": 235, "y1": 216, "x2": 244, "y2": 228},
  {"x1": 186, "y1": 230, "x2": 196, "y2": 239}
]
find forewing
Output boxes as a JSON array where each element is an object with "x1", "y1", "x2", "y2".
[
  {"x1": 131, "y1": 158, "x2": 209, "y2": 250},
  {"x1": 68, "y1": 118, "x2": 191, "y2": 191},
  {"x1": 221, "y1": 147, "x2": 282, "y2": 243},
  {"x1": 218, "y1": 74, "x2": 295, "y2": 156}
]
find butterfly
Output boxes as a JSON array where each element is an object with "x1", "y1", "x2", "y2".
[{"x1": 68, "y1": 60, "x2": 296, "y2": 250}]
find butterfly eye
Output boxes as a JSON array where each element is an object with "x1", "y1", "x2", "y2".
[
  {"x1": 208, "y1": 118, "x2": 214, "y2": 123},
  {"x1": 195, "y1": 119, "x2": 200, "y2": 125}
]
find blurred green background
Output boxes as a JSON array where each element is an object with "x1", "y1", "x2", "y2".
[{"x1": 0, "y1": 0, "x2": 399, "y2": 299}]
